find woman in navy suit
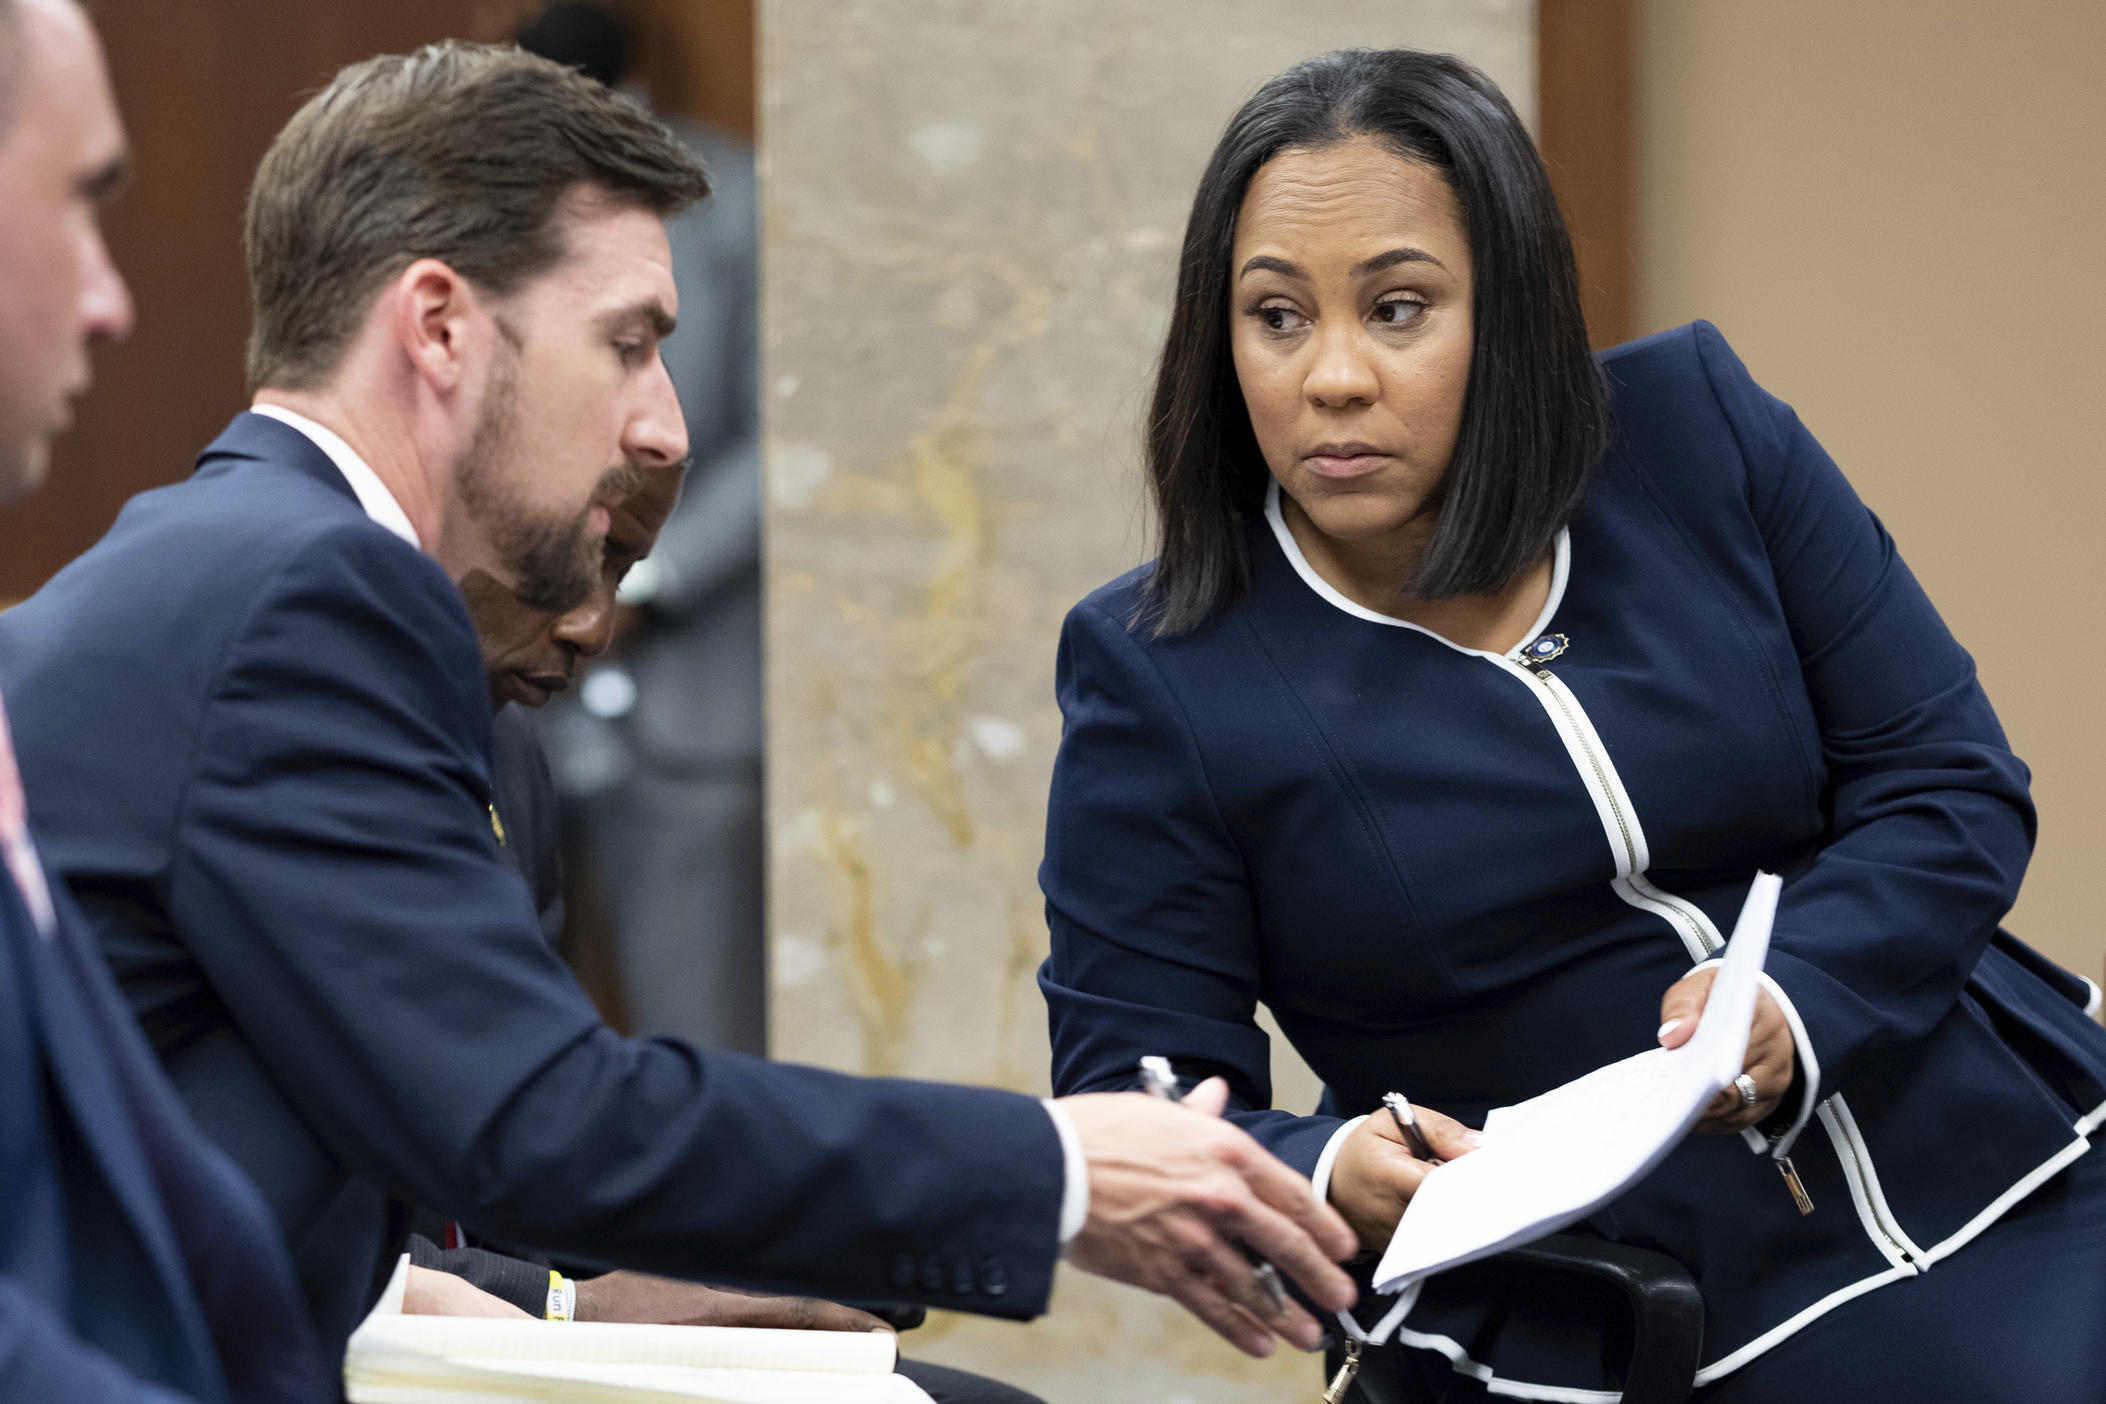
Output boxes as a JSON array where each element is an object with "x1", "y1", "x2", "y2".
[{"x1": 1040, "y1": 49, "x2": 2106, "y2": 1401}]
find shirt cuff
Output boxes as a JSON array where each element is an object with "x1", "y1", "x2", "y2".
[
  {"x1": 1040, "y1": 1099, "x2": 1090, "y2": 1247},
  {"x1": 1310, "y1": 1114, "x2": 1367, "y2": 1205}
]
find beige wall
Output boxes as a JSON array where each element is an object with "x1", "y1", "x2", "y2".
[
  {"x1": 760, "y1": 3, "x2": 1534, "y2": 1398},
  {"x1": 1633, "y1": 1, "x2": 2106, "y2": 986}
]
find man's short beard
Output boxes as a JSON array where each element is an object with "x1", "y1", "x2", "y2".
[{"x1": 456, "y1": 354, "x2": 610, "y2": 615}]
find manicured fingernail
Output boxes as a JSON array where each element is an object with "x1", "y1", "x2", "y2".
[{"x1": 1657, "y1": 1019, "x2": 1683, "y2": 1040}]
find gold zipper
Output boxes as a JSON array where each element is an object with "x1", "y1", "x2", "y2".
[
  {"x1": 1322, "y1": 1339, "x2": 1363, "y2": 1403},
  {"x1": 1770, "y1": 1131, "x2": 1816, "y2": 1215}
]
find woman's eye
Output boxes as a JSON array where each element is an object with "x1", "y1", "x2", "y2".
[
  {"x1": 1251, "y1": 303, "x2": 1308, "y2": 334},
  {"x1": 1371, "y1": 297, "x2": 1427, "y2": 327}
]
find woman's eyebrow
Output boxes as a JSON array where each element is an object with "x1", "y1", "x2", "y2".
[
  {"x1": 1237, "y1": 247, "x2": 1448, "y2": 281},
  {"x1": 1352, "y1": 246, "x2": 1446, "y2": 276},
  {"x1": 1239, "y1": 254, "x2": 1307, "y2": 280}
]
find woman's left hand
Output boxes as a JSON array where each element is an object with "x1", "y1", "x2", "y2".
[{"x1": 1657, "y1": 968, "x2": 1797, "y2": 1134}]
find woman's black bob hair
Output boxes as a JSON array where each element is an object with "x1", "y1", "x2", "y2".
[{"x1": 1140, "y1": 48, "x2": 1610, "y2": 635}]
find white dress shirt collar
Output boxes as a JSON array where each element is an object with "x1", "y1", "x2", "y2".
[{"x1": 249, "y1": 403, "x2": 421, "y2": 550}]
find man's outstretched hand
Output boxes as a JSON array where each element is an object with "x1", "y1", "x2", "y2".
[{"x1": 1058, "y1": 1076, "x2": 1358, "y2": 1358}]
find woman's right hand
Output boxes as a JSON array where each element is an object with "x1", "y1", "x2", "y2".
[{"x1": 1326, "y1": 1106, "x2": 1484, "y2": 1256}]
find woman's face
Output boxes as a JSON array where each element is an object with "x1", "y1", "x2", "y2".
[{"x1": 1229, "y1": 138, "x2": 1474, "y2": 551}]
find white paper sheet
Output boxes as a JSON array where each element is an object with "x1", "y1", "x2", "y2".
[
  {"x1": 1370, "y1": 872, "x2": 1780, "y2": 1297},
  {"x1": 344, "y1": 1256, "x2": 931, "y2": 1404}
]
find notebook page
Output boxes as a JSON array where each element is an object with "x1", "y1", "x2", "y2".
[
  {"x1": 345, "y1": 1257, "x2": 915, "y2": 1401},
  {"x1": 354, "y1": 1314, "x2": 899, "y2": 1374},
  {"x1": 346, "y1": 1350, "x2": 932, "y2": 1404},
  {"x1": 1371, "y1": 872, "x2": 1780, "y2": 1295},
  {"x1": 448, "y1": 1360, "x2": 935, "y2": 1403}
]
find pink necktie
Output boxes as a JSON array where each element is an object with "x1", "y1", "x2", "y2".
[{"x1": 0, "y1": 693, "x2": 56, "y2": 937}]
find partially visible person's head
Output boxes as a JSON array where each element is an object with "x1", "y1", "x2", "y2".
[
  {"x1": 1144, "y1": 49, "x2": 1607, "y2": 633},
  {"x1": 0, "y1": 0, "x2": 132, "y2": 504},
  {"x1": 461, "y1": 459, "x2": 681, "y2": 713},
  {"x1": 245, "y1": 41, "x2": 705, "y2": 612}
]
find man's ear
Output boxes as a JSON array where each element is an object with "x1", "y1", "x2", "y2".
[{"x1": 389, "y1": 257, "x2": 486, "y2": 393}]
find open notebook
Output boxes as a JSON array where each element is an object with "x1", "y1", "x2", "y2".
[
  {"x1": 344, "y1": 1257, "x2": 935, "y2": 1404},
  {"x1": 1371, "y1": 871, "x2": 1781, "y2": 1300}
]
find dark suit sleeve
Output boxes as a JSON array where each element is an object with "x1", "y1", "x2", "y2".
[
  {"x1": 0, "y1": 1283, "x2": 196, "y2": 1404},
  {"x1": 1690, "y1": 322, "x2": 2037, "y2": 1095},
  {"x1": 1039, "y1": 601, "x2": 1344, "y2": 1177},
  {"x1": 168, "y1": 524, "x2": 1064, "y2": 1317}
]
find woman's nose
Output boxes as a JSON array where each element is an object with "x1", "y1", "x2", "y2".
[{"x1": 1303, "y1": 324, "x2": 1379, "y2": 408}]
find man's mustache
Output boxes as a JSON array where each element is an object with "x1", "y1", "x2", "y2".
[{"x1": 589, "y1": 458, "x2": 654, "y2": 513}]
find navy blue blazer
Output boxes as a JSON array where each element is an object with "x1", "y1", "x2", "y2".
[
  {"x1": 0, "y1": 413, "x2": 1065, "y2": 1364},
  {"x1": 0, "y1": 840, "x2": 326, "y2": 1402},
  {"x1": 1041, "y1": 323, "x2": 2106, "y2": 1396}
]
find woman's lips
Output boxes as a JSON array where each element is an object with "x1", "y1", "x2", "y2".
[{"x1": 1303, "y1": 450, "x2": 1391, "y2": 479}]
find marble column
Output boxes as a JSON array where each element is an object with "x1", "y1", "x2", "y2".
[{"x1": 762, "y1": 4, "x2": 1535, "y2": 1397}]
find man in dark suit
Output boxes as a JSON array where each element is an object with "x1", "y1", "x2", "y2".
[
  {"x1": 0, "y1": 37, "x2": 1356, "y2": 1372},
  {"x1": 0, "y1": 2, "x2": 328, "y2": 1399}
]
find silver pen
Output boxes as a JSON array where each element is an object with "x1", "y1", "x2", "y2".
[
  {"x1": 1137, "y1": 1056, "x2": 1290, "y2": 1316},
  {"x1": 1381, "y1": 1091, "x2": 1443, "y2": 1165}
]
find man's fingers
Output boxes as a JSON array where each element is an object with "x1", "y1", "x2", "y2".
[
  {"x1": 1229, "y1": 1137, "x2": 1359, "y2": 1263},
  {"x1": 781, "y1": 1296, "x2": 894, "y2": 1333},
  {"x1": 1181, "y1": 1075, "x2": 1231, "y2": 1116},
  {"x1": 1163, "y1": 1266, "x2": 1284, "y2": 1359},
  {"x1": 1219, "y1": 1190, "x2": 1357, "y2": 1313},
  {"x1": 1246, "y1": 1278, "x2": 1323, "y2": 1347},
  {"x1": 1414, "y1": 1105, "x2": 1485, "y2": 1160},
  {"x1": 1178, "y1": 1230, "x2": 1325, "y2": 1347}
]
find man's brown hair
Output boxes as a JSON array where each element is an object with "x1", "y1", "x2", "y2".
[{"x1": 243, "y1": 40, "x2": 707, "y2": 392}]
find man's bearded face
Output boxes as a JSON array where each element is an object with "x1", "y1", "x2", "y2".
[{"x1": 455, "y1": 346, "x2": 643, "y2": 615}]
